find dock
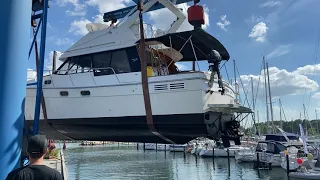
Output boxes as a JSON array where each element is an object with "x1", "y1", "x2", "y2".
[{"x1": 43, "y1": 149, "x2": 68, "y2": 180}]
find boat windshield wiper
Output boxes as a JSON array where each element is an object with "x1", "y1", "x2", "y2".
[{"x1": 207, "y1": 50, "x2": 225, "y2": 95}]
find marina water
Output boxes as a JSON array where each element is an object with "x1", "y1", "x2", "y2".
[{"x1": 63, "y1": 143, "x2": 290, "y2": 180}]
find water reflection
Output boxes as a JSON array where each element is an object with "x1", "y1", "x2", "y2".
[{"x1": 64, "y1": 143, "x2": 289, "y2": 180}]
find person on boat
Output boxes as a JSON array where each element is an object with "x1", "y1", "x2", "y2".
[
  {"x1": 48, "y1": 139, "x2": 56, "y2": 154},
  {"x1": 6, "y1": 135, "x2": 63, "y2": 180},
  {"x1": 110, "y1": 19, "x2": 117, "y2": 27}
]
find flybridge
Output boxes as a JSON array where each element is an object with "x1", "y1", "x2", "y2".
[{"x1": 103, "y1": 0, "x2": 192, "y2": 22}]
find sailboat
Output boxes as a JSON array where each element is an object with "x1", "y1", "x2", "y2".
[{"x1": 25, "y1": 0, "x2": 251, "y2": 145}]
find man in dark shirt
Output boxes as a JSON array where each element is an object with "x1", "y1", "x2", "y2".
[{"x1": 6, "y1": 134, "x2": 63, "y2": 180}]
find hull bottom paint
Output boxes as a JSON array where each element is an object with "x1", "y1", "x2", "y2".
[{"x1": 25, "y1": 113, "x2": 209, "y2": 144}]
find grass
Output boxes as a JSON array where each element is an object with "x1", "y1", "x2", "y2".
[{"x1": 44, "y1": 149, "x2": 60, "y2": 159}]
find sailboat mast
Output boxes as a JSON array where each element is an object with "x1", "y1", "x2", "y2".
[
  {"x1": 251, "y1": 77, "x2": 255, "y2": 111},
  {"x1": 233, "y1": 60, "x2": 238, "y2": 101},
  {"x1": 266, "y1": 62, "x2": 275, "y2": 133},
  {"x1": 279, "y1": 99, "x2": 282, "y2": 129},
  {"x1": 316, "y1": 109, "x2": 319, "y2": 134},
  {"x1": 303, "y1": 104, "x2": 308, "y2": 135},
  {"x1": 263, "y1": 56, "x2": 270, "y2": 133},
  {"x1": 257, "y1": 110, "x2": 260, "y2": 136},
  {"x1": 251, "y1": 77, "x2": 256, "y2": 133}
]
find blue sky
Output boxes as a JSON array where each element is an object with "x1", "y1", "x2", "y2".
[{"x1": 29, "y1": 0, "x2": 320, "y2": 126}]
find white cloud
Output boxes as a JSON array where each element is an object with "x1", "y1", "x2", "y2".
[
  {"x1": 69, "y1": 19, "x2": 92, "y2": 36},
  {"x1": 313, "y1": 92, "x2": 320, "y2": 99},
  {"x1": 66, "y1": 9, "x2": 86, "y2": 16},
  {"x1": 260, "y1": 1, "x2": 282, "y2": 8},
  {"x1": 216, "y1": 15, "x2": 230, "y2": 31},
  {"x1": 249, "y1": 14, "x2": 264, "y2": 23},
  {"x1": 47, "y1": 23, "x2": 52, "y2": 29},
  {"x1": 27, "y1": 69, "x2": 37, "y2": 81},
  {"x1": 55, "y1": 38, "x2": 74, "y2": 46},
  {"x1": 147, "y1": 3, "x2": 210, "y2": 32},
  {"x1": 294, "y1": 64, "x2": 320, "y2": 76},
  {"x1": 69, "y1": 15, "x2": 113, "y2": 36},
  {"x1": 57, "y1": 0, "x2": 86, "y2": 16},
  {"x1": 267, "y1": 44, "x2": 292, "y2": 59},
  {"x1": 248, "y1": 22, "x2": 268, "y2": 42},
  {"x1": 175, "y1": 62, "x2": 188, "y2": 71},
  {"x1": 91, "y1": 14, "x2": 111, "y2": 24},
  {"x1": 85, "y1": 0, "x2": 131, "y2": 13},
  {"x1": 240, "y1": 66, "x2": 319, "y2": 98}
]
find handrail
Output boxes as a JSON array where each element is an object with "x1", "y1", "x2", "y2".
[{"x1": 90, "y1": 67, "x2": 120, "y2": 83}]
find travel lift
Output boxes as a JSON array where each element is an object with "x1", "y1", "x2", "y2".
[
  {"x1": 0, "y1": 0, "x2": 253, "y2": 177},
  {"x1": 0, "y1": 0, "x2": 50, "y2": 179},
  {"x1": 106, "y1": 0, "x2": 253, "y2": 147}
]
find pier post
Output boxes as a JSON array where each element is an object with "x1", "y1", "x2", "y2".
[
  {"x1": 156, "y1": 143, "x2": 158, "y2": 152},
  {"x1": 285, "y1": 150, "x2": 289, "y2": 176},
  {"x1": 164, "y1": 146, "x2": 167, "y2": 159},
  {"x1": 255, "y1": 152, "x2": 260, "y2": 169},
  {"x1": 212, "y1": 147, "x2": 215, "y2": 162},
  {"x1": 227, "y1": 148, "x2": 230, "y2": 169},
  {"x1": 195, "y1": 155, "x2": 198, "y2": 166},
  {"x1": 0, "y1": 0, "x2": 31, "y2": 179}
]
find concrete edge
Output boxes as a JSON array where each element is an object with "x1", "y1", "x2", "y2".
[{"x1": 60, "y1": 149, "x2": 68, "y2": 180}]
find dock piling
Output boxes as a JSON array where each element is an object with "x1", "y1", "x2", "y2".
[
  {"x1": 212, "y1": 146, "x2": 215, "y2": 162},
  {"x1": 227, "y1": 148, "x2": 230, "y2": 169},
  {"x1": 286, "y1": 151, "x2": 289, "y2": 176},
  {"x1": 255, "y1": 152, "x2": 260, "y2": 169}
]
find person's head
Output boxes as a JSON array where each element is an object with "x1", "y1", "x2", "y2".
[{"x1": 27, "y1": 135, "x2": 48, "y2": 160}]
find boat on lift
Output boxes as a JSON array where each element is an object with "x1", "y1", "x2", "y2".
[{"x1": 25, "y1": 0, "x2": 251, "y2": 145}]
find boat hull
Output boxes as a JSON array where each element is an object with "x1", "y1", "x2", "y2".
[
  {"x1": 25, "y1": 113, "x2": 210, "y2": 144},
  {"x1": 25, "y1": 72, "x2": 241, "y2": 144},
  {"x1": 199, "y1": 147, "x2": 246, "y2": 157}
]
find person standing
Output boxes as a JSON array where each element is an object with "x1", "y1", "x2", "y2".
[{"x1": 6, "y1": 135, "x2": 63, "y2": 180}]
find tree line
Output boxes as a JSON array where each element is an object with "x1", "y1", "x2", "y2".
[{"x1": 244, "y1": 119, "x2": 320, "y2": 135}]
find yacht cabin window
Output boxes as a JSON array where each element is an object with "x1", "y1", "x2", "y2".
[
  {"x1": 110, "y1": 50, "x2": 131, "y2": 74},
  {"x1": 55, "y1": 46, "x2": 181, "y2": 76},
  {"x1": 55, "y1": 49, "x2": 132, "y2": 76},
  {"x1": 92, "y1": 51, "x2": 112, "y2": 76}
]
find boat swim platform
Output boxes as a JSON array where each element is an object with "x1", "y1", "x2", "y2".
[{"x1": 205, "y1": 104, "x2": 253, "y2": 114}]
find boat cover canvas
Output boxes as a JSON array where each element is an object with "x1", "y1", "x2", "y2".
[{"x1": 139, "y1": 28, "x2": 230, "y2": 62}]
